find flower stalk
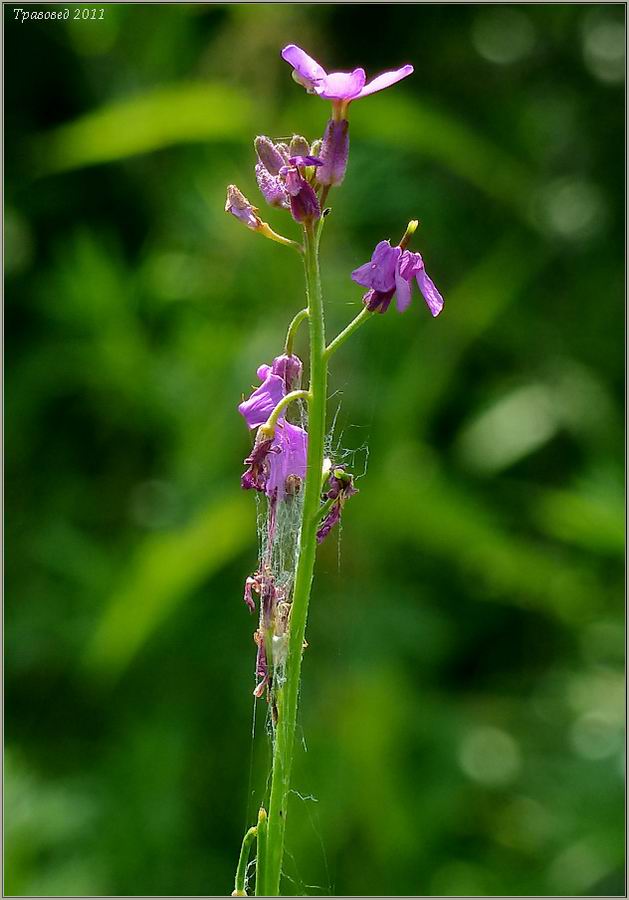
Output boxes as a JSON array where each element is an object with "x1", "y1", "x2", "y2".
[
  {"x1": 263, "y1": 221, "x2": 327, "y2": 896},
  {"x1": 233, "y1": 822, "x2": 258, "y2": 897},
  {"x1": 260, "y1": 389, "x2": 311, "y2": 437},
  {"x1": 230, "y1": 42, "x2": 444, "y2": 898},
  {"x1": 284, "y1": 307, "x2": 309, "y2": 356}
]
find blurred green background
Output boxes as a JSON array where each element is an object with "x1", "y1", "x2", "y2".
[{"x1": 5, "y1": 4, "x2": 625, "y2": 897}]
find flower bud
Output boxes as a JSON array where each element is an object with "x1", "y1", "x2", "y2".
[
  {"x1": 317, "y1": 119, "x2": 350, "y2": 186},
  {"x1": 254, "y1": 135, "x2": 286, "y2": 175},
  {"x1": 255, "y1": 163, "x2": 288, "y2": 209},
  {"x1": 289, "y1": 181, "x2": 321, "y2": 223},
  {"x1": 289, "y1": 134, "x2": 310, "y2": 158}
]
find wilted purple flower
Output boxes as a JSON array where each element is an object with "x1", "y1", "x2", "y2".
[
  {"x1": 281, "y1": 44, "x2": 413, "y2": 104},
  {"x1": 244, "y1": 575, "x2": 257, "y2": 612},
  {"x1": 239, "y1": 364, "x2": 287, "y2": 429},
  {"x1": 317, "y1": 119, "x2": 350, "y2": 186},
  {"x1": 265, "y1": 422, "x2": 307, "y2": 501},
  {"x1": 239, "y1": 358, "x2": 308, "y2": 500},
  {"x1": 316, "y1": 467, "x2": 358, "y2": 543},
  {"x1": 271, "y1": 353, "x2": 303, "y2": 391},
  {"x1": 352, "y1": 240, "x2": 444, "y2": 317},
  {"x1": 315, "y1": 501, "x2": 341, "y2": 544},
  {"x1": 241, "y1": 434, "x2": 277, "y2": 492},
  {"x1": 225, "y1": 185, "x2": 262, "y2": 229},
  {"x1": 253, "y1": 630, "x2": 269, "y2": 698}
]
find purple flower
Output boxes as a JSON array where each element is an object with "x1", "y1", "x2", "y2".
[
  {"x1": 317, "y1": 119, "x2": 350, "y2": 187},
  {"x1": 265, "y1": 421, "x2": 307, "y2": 501},
  {"x1": 239, "y1": 358, "x2": 308, "y2": 500},
  {"x1": 241, "y1": 435, "x2": 277, "y2": 492},
  {"x1": 352, "y1": 240, "x2": 444, "y2": 317},
  {"x1": 281, "y1": 44, "x2": 413, "y2": 103},
  {"x1": 270, "y1": 353, "x2": 303, "y2": 391},
  {"x1": 238, "y1": 363, "x2": 287, "y2": 429}
]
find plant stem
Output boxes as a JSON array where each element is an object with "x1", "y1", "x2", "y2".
[
  {"x1": 260, "y1": 390, "x2": 311, "y2": 436},
  {"x1": 234, "y1": 823, "x2": 258, "y2": 897},
  {"x1": 263, "y1": 220, "x2": 327, "y2": 896},
  {"x1": 313, "y1": 495, "x2": 336, "y2": 526},
  {"x1": 254, "y1": 808, "x2": 267, "y2": 897},
  {"x1": 325, "y1": 306, "x2": 373, "y2": 359},
  {"x1": 284, "y1": 308, "x2": 309, "y2": 356}
]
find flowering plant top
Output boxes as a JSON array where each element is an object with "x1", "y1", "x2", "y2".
[
  {"x1": 281, "y1": 44, "x2": 414, "y2": 103},
  {"x1": 227, "y1": 42, "x2": 445, "y2": 899}
]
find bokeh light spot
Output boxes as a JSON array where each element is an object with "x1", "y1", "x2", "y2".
[
  {"x1": 459, "y1": 726, "x2": 521, "y2": 786},
  {"x1": 472, "y1": 9, "x2": 535, "y2": 65}
]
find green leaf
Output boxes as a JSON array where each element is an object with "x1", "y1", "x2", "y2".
[{"x1": 34, "y1": 83, "x2": 252, "y2": 174}]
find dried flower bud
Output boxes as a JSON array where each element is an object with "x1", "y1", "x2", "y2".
[{"x1": 225, "y1": 185, "x2": 262, "y2": 230}]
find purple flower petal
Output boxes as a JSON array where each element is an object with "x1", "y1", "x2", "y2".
[
  {"x1": 351, "y1": 240, "x2": 400, "y2": 292},
  {"x1": 288, "y1": 155, "x2": 323, "y2": 168},
  {"x1": 416, "y1": 269, "x2": 444, "y2": 317},
  {"x1": 266, "y1": 422, "x2": 308, "y2": 500},
  {"x1": 271, "y1": 354, "x2": 303, "y2": 391},
  {"x1": 357, "y1": 64, "x2": 414, "y2": 98},
  {"x1": 318, "y1": 68, "x2": 366, "y2": 100},
  {"x1": 281, "y1": 44, "x2": 327, "y2": 90},
  {"x1": 398, "y1": 249, "x2": 424, "y2": 281},
  {"x1": 316, "y1": 502, "x2": 341, "y2": 544},
  {"x1": 238, "y1": 370, "x2": 286, "y2": 429},
  {"x1": 395, "y1": 265, "x2": 412, "y2": 312}
]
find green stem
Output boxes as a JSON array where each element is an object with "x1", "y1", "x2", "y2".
[
  {"x1": 260, "y1": 390, "x2": 310, "y2": 437},
  {"x1": 233, "y1": 823, "x2": 258, "y2": 897},
  {"x1": 284, "y1": 308, "x2": 309, "y2": 356},
  {"x1": 325, "y1": 306, "x2": 373, "y2": 359},
  {"x1": 313, "y1": 495, "x2": 336, "y2": 526},
  {"x1": 254, "y1": 808, "x2": 267, "y2": 897},
  {"x1": 263, "y1": 220, "x2": 327, "y2": 896}
]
